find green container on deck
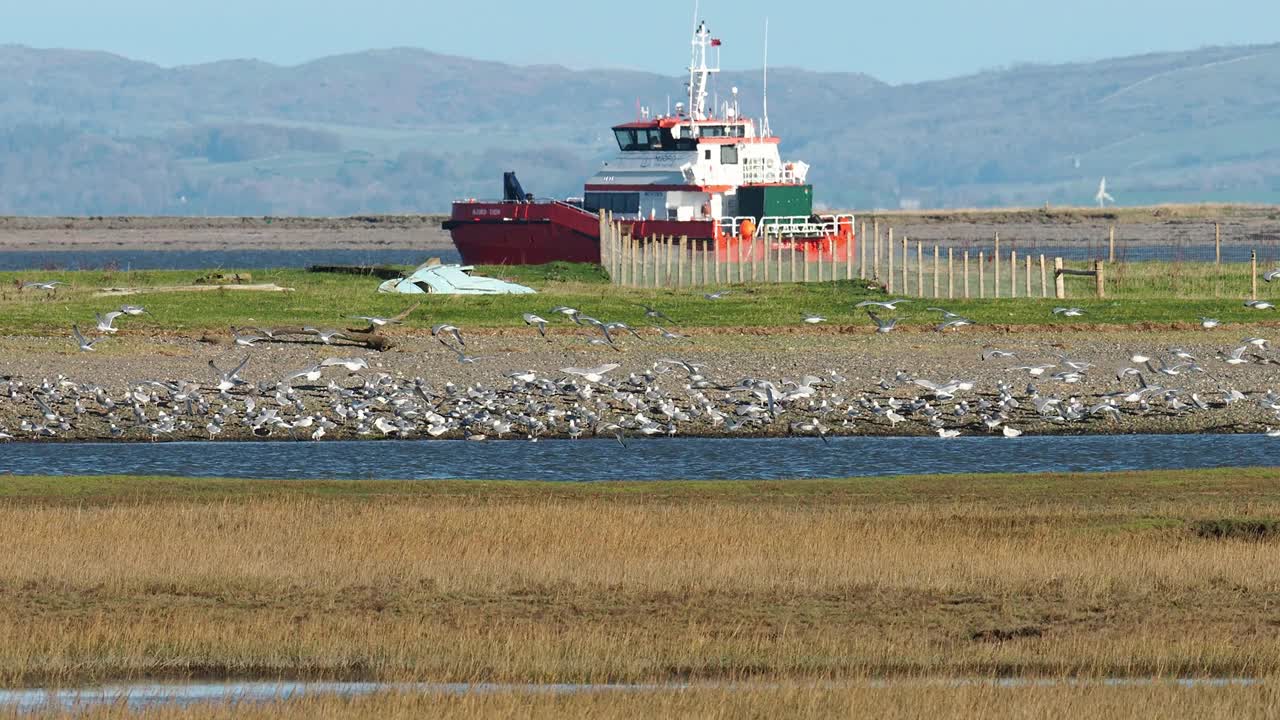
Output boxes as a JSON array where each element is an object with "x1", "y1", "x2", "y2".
[{"x1": 737, "y1": 184, "x2": 813, "y2": 220}]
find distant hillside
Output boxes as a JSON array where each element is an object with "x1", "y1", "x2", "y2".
[{"x1": 0, "y1": 42, "x2": 1277, "y2": 214}]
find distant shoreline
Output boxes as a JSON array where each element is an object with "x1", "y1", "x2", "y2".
[{"x1": 0, "y1": 215, "x2": 453, "y2": 253}]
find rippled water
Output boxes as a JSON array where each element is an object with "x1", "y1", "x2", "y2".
[
  {"x1": 0, "y1": 248, "x2": 460, "y2": 271},
  {"x1": 0, "y1": 678, "x2": 1262, "y2": 711},
  {"x1": 2, "y1": 434, "x2": 1275, "y2": 480}
]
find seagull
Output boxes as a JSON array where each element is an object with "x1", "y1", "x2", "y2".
[
  {"x1": 926, "y1": 307, "x2": 965, "y2": 320},
  {"x1": 703, "y1": 290, "x2": 732, "y2": 300},
  {"x1": 802, "y1": 313, "x2": 827, "y2": 324},
  {"x1": 937, "y1": 428, "x2": 961, "y2": 439},
  {"x1": 1052, "y1": 307, "x2": 1085, "y2": 317},
  {"x1": 1200, "y1": 317, "x2": 1220, "y2": 329},
  {"x1": 981, "y1": 349, "x2": 1017, "y2": 361},
  {"x1": 549, "y1": 306, "x2": 580, "y2": 320},
  {"x1": 1219, "y1": 346, "x2": 1250, "y2": 366},
  {"x1": 856, "y1": 299, "x2": 910, "y2": 310},
  {"x1": 283, "y1": 365, "x2": 323, "y2": 384},
  {"x1": 936, "y1": 318, "x2": 973, "y2": 332},
  {"x1": 210, "y1": 356, "x2": 250, "y2": 392},
  {"x1": 523, "y1": 313, "x2": 550, "y2": 339},
  {"x1": 561, "y1": 364, "x2": 620, "y2": 383},
  {"x1": 1246, "y1": 300, "x2": 1275, "y2": 310},
  {"x1": 95, "y1": 311, "x2": 125, "y2": 334},
  {"x1": 653, "y1": 326, "x2": 689, "y2": 341},
  {"x1": 637, "y1": 304, "x2": 675, "y2": 324},
  {"x1": 319, "y1": 357, "x2": 368, "y2": 372},
  {"x1": 1242, "y1": 337, "x2": 1270, "y2": 349},
  {"x1": 349, "y1": 315, "x2": 399, "y2": 327},
  {"x1": 231, "y1": 327, "x2": 265, "y2": 346},
  {"x1": 1009, "y1": 364, "x2": 1056, "y2": 376},
  {"x1": 71, "y1": 325, "x2": 98, "y2": 352},
  {"x1": 868, "y1": 311, "x2": 897, "y2": 334},
  {"x1": 1002, "y1": 426, "x2": 1023, "y2": 438},
  {"x1": 21, "y1": 281, "x2": 63, "y2": 291},
  {"x1": 1264, "y1": 269, "x2": 1280, "y2": 283},
  {"x1": 118, "y1": 304, "x2": 148, "y2": 316},
  {"x1": 304, "y1": 328, "x2": 351, "y2": 345},
  {"x1": 1129, "y1": 353, "x2": 1152, "y2": 364},
  {"x1": 431, "y1": 323, "x2": 466, "y2": 346}
]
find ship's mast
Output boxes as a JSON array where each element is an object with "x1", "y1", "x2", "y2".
[{"x1": 687, "y1": 21, "x2": 719, "y2": 121}]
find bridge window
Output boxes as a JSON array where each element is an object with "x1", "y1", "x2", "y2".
[
  {"x1": 584, "y1": 192, "x2": 641, "y2": 214},
  {"x1": 614, "y1": 128, "x2": 663, "y2": 151},
  {"x1": 721, "y1": 145, "x2": 739, "y2": 164}
]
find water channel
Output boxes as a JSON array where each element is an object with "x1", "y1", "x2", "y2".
[{"x1": 3, "y1": 434, "x2": 1274, "y2": 481}]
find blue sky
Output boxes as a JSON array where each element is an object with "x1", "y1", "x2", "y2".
[{"x1": 4, "y1": 0, "x2": 1277, "y2": 83}]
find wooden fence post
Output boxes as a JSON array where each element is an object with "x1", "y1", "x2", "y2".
[
  {"x1": 901, "y1": 235, "x2": 909, "y2": 296},
  {"x1": 653, "y1": 237, "x2": 662, "y2": 289},
  {"x1": 1109, "y1": 226, "x2": 1116, "y2": 263},
  {"x1": 916, "y1": 242, "x2": 924, "y2": 297},
  {"x1": 859, "y1": 222, "x2": 867, "y2": 280},
  {"x1": 804, "y1": 244, "x2": 812, "y2": 283},
  {"x1": 598, "y1": 211, "x2": 609, "y2": 277},
  {"x1": 1010, "y1": 249, "x2": 1017, "y2": 298},
  {"x1": 776, "y1": 240, "x2": 783, "y2": 282},
  {"x1": 979, "y1": 251, "x2": 986, "y2": 299},
  {"x1": 887, "y1": 229, "x2": 895, "y2": 292},
  {"x1": 1039, "y1": 254, "x2": 1047, "y2": 298},
  {"x1": 790, "y1": 246, "x2": 799, "y2": 283},
  {"x1": 677, "y1": 236, "x2": 687, "y2": 288},
  {"x1": 845, "y1": 233, "x2": 853, "y2": 281},
  {"x1": 948, "y1": 248, "x2": 954, "y2": 299},
  {"x1": 993, "y1": 233, "x2": 1000, "y2": 298},
  {"x1": 1095, "y1": 259, "x2": 1106, "y2": 299},
  {"x1": 1054, "y1": 257, "x2": 1065, "y2": 299},
  {"x1": 873, "y1": 221, "x2": 881, "y2": 280},
  {"x1": 932, "y1": 245, "x2": 940, "y2": 298},
  {"x1": 1216, "y1": 224, "x2": 1222, "y2": 266},
  {"x1": 1251, "y1": 249, "x2": 1258, "y2": 300},
  {"x1": 963, "y1": 251, "x2": 970, "y2": 299},
  {"x1": 1025, "y1": 255, "x2": 1032, "y2": 297}
]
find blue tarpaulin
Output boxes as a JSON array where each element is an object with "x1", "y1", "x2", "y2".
[{"x1": 377, "y1": 264, "x2": 536, "y2": 295}]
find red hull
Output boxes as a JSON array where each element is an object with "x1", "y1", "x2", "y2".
[
  {"x1": 446, "y1": 199, "x2": 856, "y2": 265},
  {"x1": 446, "y1": 200, "x2": 715, "y2": 265}
]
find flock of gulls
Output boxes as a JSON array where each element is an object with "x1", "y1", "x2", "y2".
[{"x1": 2, "y1": 281, "x2": 1280, "y2": 443}]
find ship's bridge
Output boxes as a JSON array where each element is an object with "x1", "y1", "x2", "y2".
[{"x1": 588, "y1": 112, "x2": 807, "y2": 222}]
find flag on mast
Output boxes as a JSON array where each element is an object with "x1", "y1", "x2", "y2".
[{"x1": 711, "y1": 38, "x2": 722, "y2": 46}]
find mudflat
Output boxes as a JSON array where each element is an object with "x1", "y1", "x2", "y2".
[{"x1": 0, "y1": 215, "x2": 453, "y2": 252}]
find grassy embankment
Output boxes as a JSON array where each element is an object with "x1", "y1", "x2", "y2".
[
  {"x1": 2, "y1": 468, "x2": 1280, "y2": 689},
  {"x1": 1, "y1": 261, "x2": 1278, "y2": 337}
]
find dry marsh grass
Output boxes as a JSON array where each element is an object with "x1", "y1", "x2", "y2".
[{"x1": 2, "y1": 470, "x2": 1280, "y2": 686}]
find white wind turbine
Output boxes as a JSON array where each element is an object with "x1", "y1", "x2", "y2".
[{"x1": 1095, "y1": 177, "x2": 1115, "y2": 208}]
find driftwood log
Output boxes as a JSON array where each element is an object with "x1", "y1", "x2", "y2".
[{"x1": 207, "y1": 303, "x2": 421, "y2": 352}]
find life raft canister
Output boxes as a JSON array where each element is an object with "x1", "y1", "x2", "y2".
[{"x1": 740, "y1": 218, "x2": 756, "y2": 239}]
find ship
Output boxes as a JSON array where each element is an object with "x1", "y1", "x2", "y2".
[{"x1": 445, "y1": 20, "x2": 855, "y2": 266}]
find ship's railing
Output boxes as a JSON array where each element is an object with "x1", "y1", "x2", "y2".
[
  {"x1": 718, "y1": 214, "x2": 856, "y2": 239},
  {"x1": 740, "y1": 159, "x2": 810, "y2": 185}
]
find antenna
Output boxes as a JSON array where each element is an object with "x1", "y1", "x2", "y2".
[{"x1": 762, "y1": 18, "x2": 771, "y2": 137}]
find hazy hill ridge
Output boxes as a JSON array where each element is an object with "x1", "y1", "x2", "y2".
[{"x1": 0, "y1": 41, "x2": 1277, "y2": 214}]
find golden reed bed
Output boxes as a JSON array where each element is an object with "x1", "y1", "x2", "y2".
[{"x1": 2, "y1": 470, "x2": 1279, "y2": 691}]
